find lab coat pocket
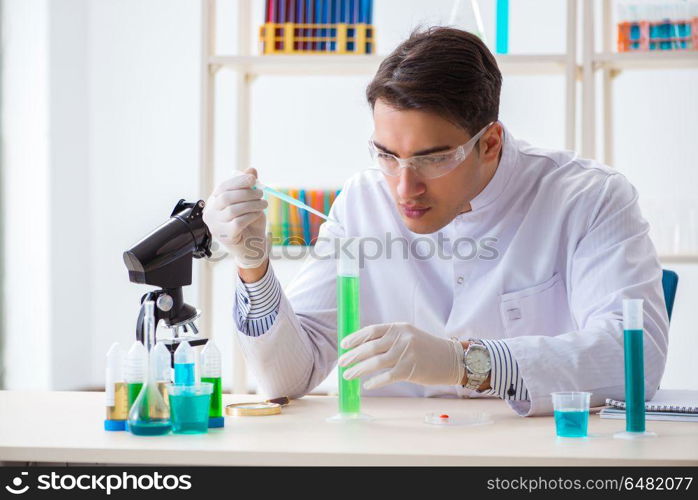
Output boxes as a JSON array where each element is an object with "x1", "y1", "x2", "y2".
[{"x1": 499, "y1": 273, "x2": 571, "y2": 337}]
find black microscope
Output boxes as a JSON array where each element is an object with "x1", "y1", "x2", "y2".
[{"x1": 123, "y1": 199, "x2": 212, "y2": 359}]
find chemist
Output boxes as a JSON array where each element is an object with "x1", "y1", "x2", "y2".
[{"x1": 203, "y1": 27, "x2": 668, "y2": 416}]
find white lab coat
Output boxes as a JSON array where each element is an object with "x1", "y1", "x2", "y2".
[{"x1": 235, "y1": 126, "x2": 669, "y2": 416}]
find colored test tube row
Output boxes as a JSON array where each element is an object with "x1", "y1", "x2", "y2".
[
  {"x1": 618, "y1": 17, "x2": 698, "y2": 51},
  {"x1": 265, "y1": 188, "x2": 341, "y2": 246},
  {"x1": 262, "y1": 0, "x2": 374, "y2": 53}
]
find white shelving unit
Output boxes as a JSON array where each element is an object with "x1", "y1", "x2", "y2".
[
  {"x1": 580, "y1": 0, "x2": 698, "y2": 266},
  {"x1": 198, "y1": 0, "x2": 581, "y2": 392},
  {"x1": 581, "y1": 0, "x2": 698, "y2": 164}
]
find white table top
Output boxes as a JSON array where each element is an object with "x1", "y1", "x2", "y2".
[{"x1": 1, "y1": 391, "x2": 696, "y2": 466}]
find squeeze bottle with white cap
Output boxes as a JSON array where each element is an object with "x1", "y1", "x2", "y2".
[
  {"x1": 201, "y1": 340, "x2": 224, "y2": 428},
  {"x1": 125, "y1": 341, "x2": 147, "y2": 409},
  {"x1": 152, "y1": 341, "x2": 172, "y2": 402},
  {"x1": 104, "y1": 343, "x2": 127, "y2": 431},
  {"x1": 174, "y1": 341, "x2": 196, "y2": 386}
]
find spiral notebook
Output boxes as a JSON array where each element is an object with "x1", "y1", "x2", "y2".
[{"x1": 600, "y1": 389, "x2": 698, "y2": 422}]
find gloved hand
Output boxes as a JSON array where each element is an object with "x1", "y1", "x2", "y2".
[
  {"x1": 203, "y1": 168, "x2": 268, "y2": 269},
  {"x1": 338, "y1": 322, "x2": 464, "y2": 390}
]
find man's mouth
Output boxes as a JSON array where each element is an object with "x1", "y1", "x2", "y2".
[{"x1": 400, "y1": 203, "x2": 431, "y2": 219}]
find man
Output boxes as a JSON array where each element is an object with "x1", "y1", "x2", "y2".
[{"x1": 203, "y1": 28, "x2": 668, "y2": 416}]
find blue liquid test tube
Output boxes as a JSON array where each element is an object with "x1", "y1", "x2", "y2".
[
  {"x1": 623, "y1": 299, "x2": 645, "y2": 432},
  {"x1": 615, "y1": 299, "x2": 656, "y2": 439},
  {"x1": 496, "y1": 0, "x2": 509, "y2": 54}
]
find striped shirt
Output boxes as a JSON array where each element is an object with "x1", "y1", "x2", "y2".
[{"x1": 235, "y1": 265, "x2": 529, "y2": 402}]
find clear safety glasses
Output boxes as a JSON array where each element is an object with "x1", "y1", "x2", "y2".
[{"x1": 368, "y1": 122, "x2": 494, "y2": 180}]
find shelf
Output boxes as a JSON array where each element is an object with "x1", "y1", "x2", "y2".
[
  {"x1": 594, "y1": 51, "x2": 698, "y2": 72},
  {"x1": 210, "y1": 54, "x2": 574, "y2": 77},
  {"x1": 210, "y1": 54, "x2": 383, "y2": 76},
  {"x1": 659, "y1": 254, "x2": 698, "y2": 264}
]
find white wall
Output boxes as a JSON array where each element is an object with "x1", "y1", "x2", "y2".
[
  {"x1": 2, "y1": 0, "x2": 697, "y2": 392},
  {"x1": 2, "y1": 0, "x2": 51, "y2": 389}
]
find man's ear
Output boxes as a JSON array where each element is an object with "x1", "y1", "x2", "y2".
[{"x1": 479, "y1": 123, "x2": 503, "y2": 162}]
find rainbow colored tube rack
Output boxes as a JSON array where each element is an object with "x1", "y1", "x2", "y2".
[
  {"x1": 259, "y1": 0, "x2": 375, "y2": 55},
  {"x1": 266, "y1": 188, "x2": 341, "y2": 246}
]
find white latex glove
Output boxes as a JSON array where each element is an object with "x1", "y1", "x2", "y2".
[
  {"x1": 203, "y1": 168, "x2": 268, "y2": 269},
  {"x1": 338, "y1": 322, "x2": 465, "y2": 390}
]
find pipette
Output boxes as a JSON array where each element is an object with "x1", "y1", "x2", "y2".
[{"x1": 253, "y1": 181, "x2": 337, "y2": 224}]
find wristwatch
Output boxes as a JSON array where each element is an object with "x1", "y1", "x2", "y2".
[{"x1": 463, "y1": 340, "x2": 491, "y2": 390}]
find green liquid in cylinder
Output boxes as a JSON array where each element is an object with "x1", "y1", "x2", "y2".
[
  {"x1": 624, "y1": 329, "x2": 646, "y2": 433},
  {"x1": 127, "y1": 382, "x2": 143, "y2": 409},
  {"x1": 201, "y1": 376, "x2": 223, "y2": 417},
  {"x1": 337, "y1": 275, "x2": 361, "y2": 414}
]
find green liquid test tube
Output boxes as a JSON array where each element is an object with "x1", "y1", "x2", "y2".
[
  {"x1": 329, "y1": 238, "x2": 371, "y2": 422},
  {"x1": 338, "y1": 274, "x2": 361, "y2": 414}
]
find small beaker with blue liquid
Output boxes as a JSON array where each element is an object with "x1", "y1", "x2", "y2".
[{"x1": 551, "y1": 392, "x2": 591, "y2": 438}]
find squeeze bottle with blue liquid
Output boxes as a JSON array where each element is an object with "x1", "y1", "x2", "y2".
[{"x1": 174, "y1": 341, "x2": 196, "y2": 385}]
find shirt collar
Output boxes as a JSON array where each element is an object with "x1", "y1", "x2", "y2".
[{"x1": 455, "y1": 122, "x2": 517, "y2": 218}]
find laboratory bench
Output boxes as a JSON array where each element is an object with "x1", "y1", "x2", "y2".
[{"x1": 0, "y1": 390, "x2": 696, "y2": 466}]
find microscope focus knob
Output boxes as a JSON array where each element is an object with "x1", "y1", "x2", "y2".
[{"x1": 156, "y1": 294, "x2": 174, "y2": 312}]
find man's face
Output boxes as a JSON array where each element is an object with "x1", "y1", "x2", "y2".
[{"x1": 371, "y1": 99, "x2": 501, "y2": 234}]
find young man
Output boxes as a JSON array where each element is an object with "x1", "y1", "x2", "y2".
[{"x1": 203, "y1": 28, "x2": 668, "y2": 416}]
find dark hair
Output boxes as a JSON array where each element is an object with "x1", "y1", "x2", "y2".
[{"x1": 366, "y1": 27, "x2": 502, "y2": 136}]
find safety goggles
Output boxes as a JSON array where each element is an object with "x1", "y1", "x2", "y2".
[{"x1": 368, "y1": 122, "x2": 494, "y2": 180}]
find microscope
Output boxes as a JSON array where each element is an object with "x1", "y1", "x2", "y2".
[{"x1": 123, "y1": 199, "x2": 212, "y2": 360}]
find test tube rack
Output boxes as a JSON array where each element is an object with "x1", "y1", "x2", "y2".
[
  {"x1": 265, "y1": 187, "x2": 341, "y2": 246},
  {"x1": 618, "y1": 17, "x2": 698, "y2": 52},
  {"x1": 259, "y1": 22, "x2": 375, "y2": 54}
]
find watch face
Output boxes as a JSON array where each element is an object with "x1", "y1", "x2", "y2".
[{"x1": 466, "y1": 347, "x2": 491, "y2": 374}]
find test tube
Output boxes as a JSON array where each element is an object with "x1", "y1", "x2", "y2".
[
  {"x1": 328, "y1": 238, "x2": 371, "y2": 422},
  {"x1": 104, "y1": 343, "x2": 127, "y2": 431},
  {"x1": 124, "y1": 341, "x2": 147, "y2": 409},
  {"x1": 201, "y1": 340, "x2": 225, "y2": 428},
  {"x1": 174, "y1": 341, "x2": 196, "y2": 385},
  {"x1": 615, "y1": 299, "x2": 656, "y2": 439},
  {"x1": 623, "y1": 299, "x2": 645, "y2": 432}
]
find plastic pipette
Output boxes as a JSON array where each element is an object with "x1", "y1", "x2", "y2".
[{"x1": 254, "y1": 181, "x2": 337, "y2": 224}]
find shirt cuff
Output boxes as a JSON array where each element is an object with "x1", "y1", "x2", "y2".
[
  {"x1": 478, "y1": 339, "x2": 529, "y2": 401},
  {"x1": 235, "y1": 264, "x2": 282, "y2": 337}
]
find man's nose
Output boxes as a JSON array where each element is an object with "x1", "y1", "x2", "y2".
[{"x1": 396, "y1": 167, "x2": 426, "y2": 201}]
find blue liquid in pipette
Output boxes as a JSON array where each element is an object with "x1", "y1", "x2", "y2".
[
  {"x1": 554, "y1": 410, "x2": 589, "y2": 438},
  {"x1": 255, "y1": 183, "x2": 335, "y2": 223},
  {"x1": 174, "y1": 363, "x2": 195, "y2": 386}
]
